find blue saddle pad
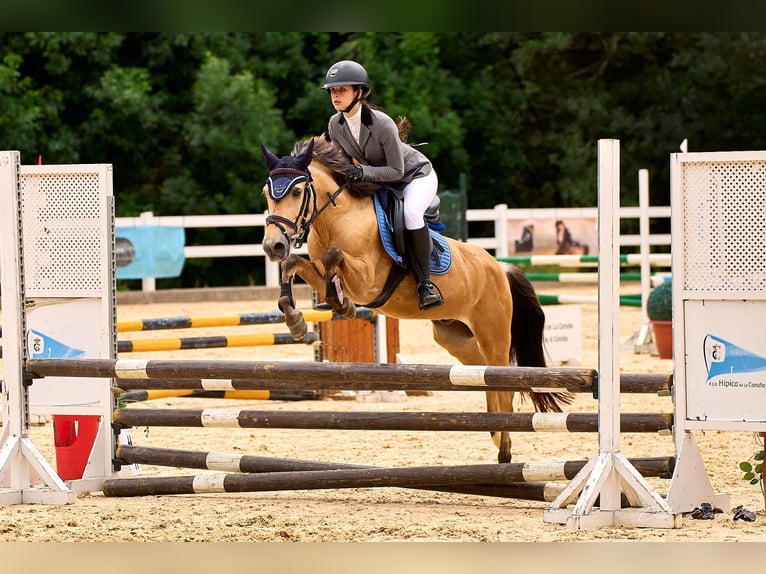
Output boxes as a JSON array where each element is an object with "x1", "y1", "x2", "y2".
[{"x1": 373, "y1": 193, "x2": 452, "y2": 275}]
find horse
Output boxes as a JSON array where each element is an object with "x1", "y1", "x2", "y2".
[
  {"x1": 260, "y1": 136, "x2": 573, "y2": 463},
  {"x1": 555, "y1": 219, "x2": 589, "y2": 255}
]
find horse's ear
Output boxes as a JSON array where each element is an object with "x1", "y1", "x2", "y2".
[
  {"x1": 261, "y1": 142, "x2": 280, "y2": 171},
  {"x1": 295, "y1": 138, "x2": 315, "y2": 170}
]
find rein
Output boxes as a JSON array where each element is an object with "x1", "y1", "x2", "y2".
[{"x1": 306, "y1": 178, "x2": 350, "y2": 227}]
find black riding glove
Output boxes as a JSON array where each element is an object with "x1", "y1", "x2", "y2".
[{"x1": 346, "y1": 165, "x2": 364, "y2": 182}]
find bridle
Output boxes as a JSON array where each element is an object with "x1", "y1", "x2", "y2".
[{"x1": 265, "y1": 166, "x2": 351, "y2": 249}]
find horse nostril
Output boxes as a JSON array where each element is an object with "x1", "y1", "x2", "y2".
[{"x1": 265, "y1": 240, "x2": 289, "y2": 262}]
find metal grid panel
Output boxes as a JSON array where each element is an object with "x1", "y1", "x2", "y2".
[
  {"x1": 20, "y1": 169, "x2": 109, "y2": 296},
  {"x1": 682, "y1": 160, "x2": 766, "y2": 295}
]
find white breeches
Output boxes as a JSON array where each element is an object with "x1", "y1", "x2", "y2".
[{"x1": 402, "y1": 169, "x2": 439, "y2": 230}]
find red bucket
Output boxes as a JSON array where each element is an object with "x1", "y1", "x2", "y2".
[{"x1": 52, "y1": 415, "x2": 100, "y2": 481}]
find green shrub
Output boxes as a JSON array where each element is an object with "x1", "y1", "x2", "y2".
[{"x1": 647, "y1": 279, "x2": 672, "y2": 321}]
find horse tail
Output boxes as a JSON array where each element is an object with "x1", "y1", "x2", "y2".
[{"x1": 506, "y1": 266, "x2": 574, "y2": 412}]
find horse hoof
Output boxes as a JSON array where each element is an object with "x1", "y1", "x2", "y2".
[
  {"x1": 340, "y1": 303, "x2": 357, "y2": 319},
  {"x1": 288, "y1": 323, "x2": 308, "y2": 341}
]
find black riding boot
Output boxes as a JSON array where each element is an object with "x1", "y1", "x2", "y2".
[{"x1": 406, "y1": 226, "x2": 444, "y2": 310}]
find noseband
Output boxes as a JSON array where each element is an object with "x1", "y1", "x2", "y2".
[{"x1": 265, "y1": 166, "x2": 351, "y2": 249}]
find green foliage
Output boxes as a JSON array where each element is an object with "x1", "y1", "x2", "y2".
[
  {"x1": 646, "y1": 279, "x2": 672, "y2": 321},
  {"x1": 740, "y1": 439, "x2": 764, "y2": 494},
  {"x1": 4, "y1": 32, "x2": 766, "y2": 287}
]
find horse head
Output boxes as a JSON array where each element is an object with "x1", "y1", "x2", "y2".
[{"x1": 260, "y1": 139, "x2": 316, "y2": 262}]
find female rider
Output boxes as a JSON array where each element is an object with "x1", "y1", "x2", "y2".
[{"x1": 321, "y1": 59, "x2": 443, "y2": 310}]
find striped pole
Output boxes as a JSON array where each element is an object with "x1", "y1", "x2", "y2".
[
  {"x1": 111, "y1": 371, "x2": 671, "y2": 395},
  {"x1": 498, "y1": 254, "x2": 671, "y2": 267},
  {"x1": 117, "y1": 307, "x2": 376, "y2": 333},
  {"x1": 120, "y1": 389, "x2": 320, "y2": 403},
  {"x1": 111, "y1": 444, "x2": 672, "y2": 502},
  {"x1": 112, "y1": 408, "x2": 673, "y2": 433},
  {"x1": 101, "y1": 464, "x2": 557, "y2": 496},
  {"x1": 117, "y1": 331, "x2": 318, "y2": 353},
  {"x1": 102, "y1": 453, "x2": 675, "y2": 498},
  {"x1": 527, "y1": 272, "x2": 639, "y2": 283},
  {"x1": 526, "y1": 273, "x2": 666, "y2": 286},
  {"x1": 537, "y1": 293, "x2": 642, "y2": 307},
  {"x1": 116, "y1": 445, "x2": 674, "y2": 480},
  {"x1": 26, "y1": 359, "x2": 596, "y2": 393},
  {"x1": 27, "y1": 359, "x2": 671, "y2": 395},
  {"x1": 101, "y1": 471, "x2": 631, "y2": 504}
]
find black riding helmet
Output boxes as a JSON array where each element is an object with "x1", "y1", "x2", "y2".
[{"x1": 321, "y1": 60, "x2": 371, "y2": 98}]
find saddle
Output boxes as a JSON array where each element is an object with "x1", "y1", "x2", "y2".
[
  {"x1": 365, "y1": 188, "x2": 452, "y2": 308},
  {"x1": 373, "y1": 188, "x2": 450, "y2": 270}
]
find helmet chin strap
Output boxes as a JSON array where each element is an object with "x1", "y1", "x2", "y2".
[{"x1": 342, "y1": 87, "x2": 363, "y2": 114}]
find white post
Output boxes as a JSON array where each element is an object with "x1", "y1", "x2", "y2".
[
  {"x1": 543, "y1": 139, "x2": 679, "y2": 529},
  {"x1": 494, "y1": 203, "x2": 509, "y2": 258},
  {"x1": 0, "y1": 151, "x2": 75, "y2": 505},
  {"x1": 633, "y1": 169, "x2": 653, "y2": 353},
  {"x1": 265, "y1": 262, "x2": 280, "y2": 288},
  {"x1": 139, "y1": 211, "x2": 157, "y2": 292},
  {"x1": 375, "y1": 315, "x2": 388, "y2": 364}
]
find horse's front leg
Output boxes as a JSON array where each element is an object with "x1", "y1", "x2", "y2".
[
  {"x1": 278, "y1": 255, "x2": 311, "y2": 341},
  {"x1": 322, "y1": 246, "x2": 356, "y2": 319}
]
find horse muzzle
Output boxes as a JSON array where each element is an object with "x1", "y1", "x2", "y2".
[{"x1": 263, "y1": 234, "x2": 291, "y2": 262}]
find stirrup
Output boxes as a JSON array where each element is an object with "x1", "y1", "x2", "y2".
[{"x1": 416, "y1": 280, "x2": 444, "y2": 310}]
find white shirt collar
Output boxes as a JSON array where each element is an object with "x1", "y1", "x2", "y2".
[{"x1": 345, "y1": 109, "x2": 362, "y2": 143}]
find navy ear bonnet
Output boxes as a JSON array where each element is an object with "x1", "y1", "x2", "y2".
[
  {"x1": 266, "y1": 167, "x2": 308, "y2": 200},
  {"x1": 261, "y1": 140, "x2": 314, "y2": 201}
]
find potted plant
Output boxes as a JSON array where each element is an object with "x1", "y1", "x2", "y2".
[{"x1": 646, "y1": 278, "x2": 673, "y2": 359}]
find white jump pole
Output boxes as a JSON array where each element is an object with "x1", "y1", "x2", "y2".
[{"x1": 543, "y1": 139, "x2": 680, "y2": 529}]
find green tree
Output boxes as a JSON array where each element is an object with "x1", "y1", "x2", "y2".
[{"x1": 5, "y1": 32, "x2": 766, "y2": 289}]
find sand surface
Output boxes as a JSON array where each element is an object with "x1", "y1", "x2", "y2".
[{"x1": 2, "y1": 283, "x2": 766, "y2": 544}]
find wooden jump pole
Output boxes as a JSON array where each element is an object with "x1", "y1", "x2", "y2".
[
  {"x1": 120, "y1": 389, "x2": 320, "y2": 402},
  {"x1": 111, "y1": 444, "x2": 674, "y2": 503},
  {"x1": 112, "y1": 372, "x2": 670, "y2": 394},
  {"x1": 26, "y1": 358, "x2": 597, "y2": 393},
  {"x1": 102, "y1": 453, "x2": 675, "y2": 498},
  {"x1": 27, "y1": 358, "x2": 671, "y2": 395},
  {"x1": 112, "y1": 408, "x2": 673, "y2": 433},
  {"x1": 101, "y1": 463, "x2": 557, "y2": 496},
  {"x1": 116, "y1": 445, "x2": 674, "y2": 480}
]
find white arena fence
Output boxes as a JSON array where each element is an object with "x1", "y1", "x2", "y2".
[{"x1": 116, "y1": 203, "x2": 671, "y2": 292}]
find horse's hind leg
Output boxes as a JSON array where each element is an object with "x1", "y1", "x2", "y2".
[
  {"x1": 432, "y1": 320, "x2": 514, "y2": 463},
  {"x1": 431, "y1": 319, "x2": 485, "y2": 364},
  {"x1": 322, "y1": 247, "x2": 356, "y2": 319},
  {"x1": 486, "y1": 391, "x2": 514, "y2": 463}
]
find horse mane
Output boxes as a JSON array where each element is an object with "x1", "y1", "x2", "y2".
[{"x1": 291, "y1": 136, "x2": 379, "y2": 198}]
